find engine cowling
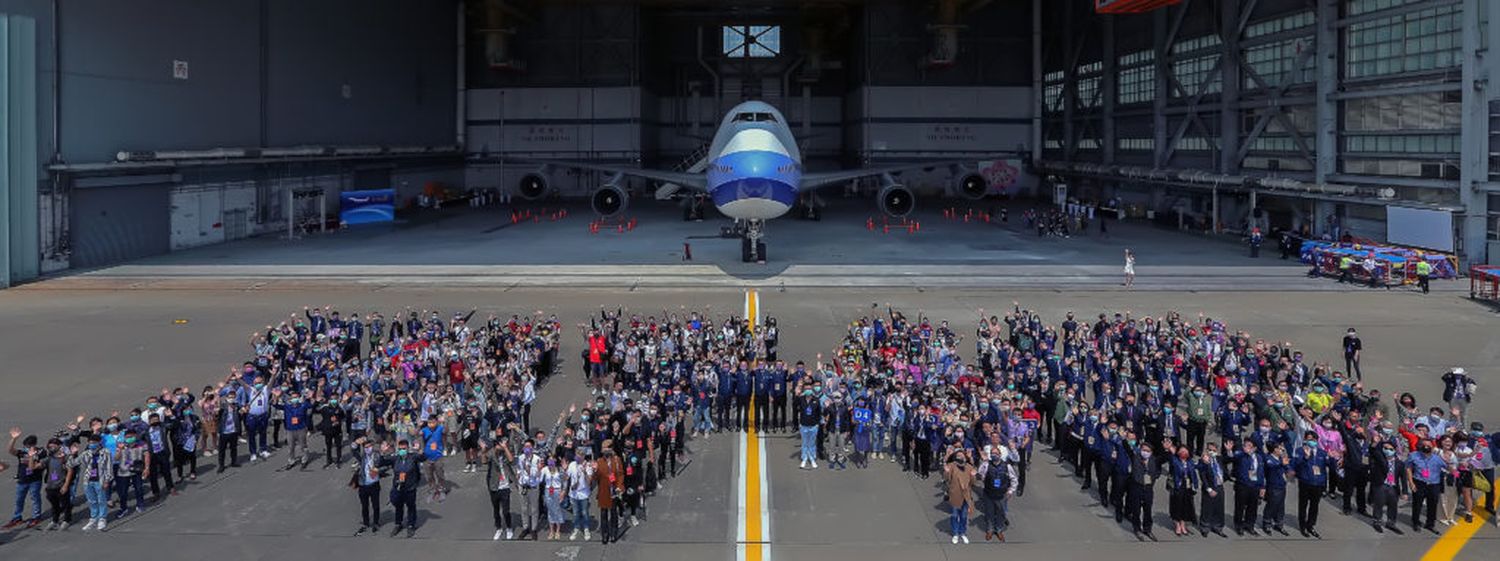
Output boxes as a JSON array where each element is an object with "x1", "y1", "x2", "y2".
[
  {"x1": 590, "y1": 184, "x2": 629, "y2": 217},
  {"x1": 517, "y1": 173, "x2": 549, "y2": 200},
  {"x1": 877, "y1": 184, "x2": 916, "y2": 218},
  {"x1": 956, "y1": 173, "x2": 988, "y2": 200}
]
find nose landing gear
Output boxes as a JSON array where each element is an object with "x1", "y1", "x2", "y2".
[{"x1": 738, "y1": 219, "x2": 767, "y2": 263}]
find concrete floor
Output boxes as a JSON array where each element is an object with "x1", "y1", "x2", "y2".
[
  {"x1": 0, "y1": 198, "x2": 1489, "y2": 560},
  {"x1": 0, "y1": 287, "x2": 1496, "y2": 561},
  {"x1": 44, "y1": 200, "x2": 1459, "y2": 292}
]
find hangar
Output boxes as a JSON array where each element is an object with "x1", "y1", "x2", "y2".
[{"x1": 0, "y1": 0, "x2": 1494, "y2": 280}]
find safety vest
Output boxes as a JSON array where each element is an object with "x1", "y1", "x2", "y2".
[
  {"x1": 1339, "y1": 257, "x2": 1353, "y2": 270},
  {"x1": 1416, "y1": 261, "x2": 1432, "y2": 275}
]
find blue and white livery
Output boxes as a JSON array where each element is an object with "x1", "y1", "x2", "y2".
[{"x1": 497, "y1": 100, "x2": 991, "y2": 262}]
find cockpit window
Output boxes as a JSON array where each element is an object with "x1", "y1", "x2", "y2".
[{"x1": 732, "y1": 112, "x2": 778, "y2": 123}]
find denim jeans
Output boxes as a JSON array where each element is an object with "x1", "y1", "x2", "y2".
[
  {"x1": 695, "y1": 404, "x2": 715, "y2": 433},
  {"x1": 11, "y1": 480, "x2": 41, "y2": 520},
  {"x1": 950, "y1": 501, "x2": 970, "y2": 536},
  {"x1": 246, "y1": 414, "x2": 269, "y2": 455},
  {"x1": 799, "y1": 425, "x2": 818, "y2": 462},
  {"x1": 84, "y1": 481, "x2": 108, "y2": 520},
  {"x1": 571, "y1": 498, "x2": 591, "y2": 531}
]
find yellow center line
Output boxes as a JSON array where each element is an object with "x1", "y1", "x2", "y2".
[
  {"x1": 742, "y1": 288, "x2": 765, "y2": 561},
  {"x1": 1421, "y1": 508, "x2": 1491, "y2": 561},
  {"x1": 746, "y1": 396, "x2": 763, "y2": 561}
]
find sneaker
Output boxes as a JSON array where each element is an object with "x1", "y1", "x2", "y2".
[
  {"x1": 630, "y1": 515, "x2": 639, "y2": 527},
  {"x1": 505, "y1": 529, "x2": 514, "y2": 540},
  {"x1": 97, "y1": 519, "x2": 107, "y2": 532},
  {"x1": 810, "y1": 460, "x2": 818, "y2": 469},
  {"x1": 570, "y1": 529, "x2": 579, "y2": 541},
  {"x1": 960, "y1": 535, "x2": 970, "y2": 544},
  {"x1": 406, "y1": 527, "x2": 415, "y2": 538},
  {"x1": 951, "y1": 535, "x2": 959, "y2": 544},
  {"x1": 356, "y1": 525, "x2": 368, "y2": 536},
  {"x1": 44, "y1": 521, "x2": 58, "y2": 531},
  {"x1": 584, "y1": 529, "x2": 591, "y2": 541},
  {"x1": 493, "y1": 529, "x2": 503, "y2": 541},
  {"x1": 58, "y1": 521, "x2": 69, "y2": 531},
  {"x1": 391, "y1": 524, "x2": 404, "y2": 537},
  {"x1": 82, "y1": 519, "x2": 97, "y2": 532},
  {"x1": 1, "y1": 518, "x2": 20, "y2": 529},
  {"x1": 261, "y1": 451, "x2": 272, "y2": 459},
  {"x1": 135, "y1": 507, "x2": 146, "y2": 515},
  {"x1": 799, "y1": 459, "x2": 807, "y2": 469}
]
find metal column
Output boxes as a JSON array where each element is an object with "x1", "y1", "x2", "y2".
[
  {"x1": 1062, "y1": 0, "x2": 1077, "y2": 161},
  {"x1": 1218, "y1": 0, "x2": 1242, "y2": 175},
  {"x1": 1459, "y1": 0, "x2": 1490, "y2": 265},
  {"x1": 1102, "y1": 14, "x2": 1116, "y2": 167},
  {"x1": 1314, "y1": 0, "x2": 1337, "y2": 183},
  {"x1": 1031, "y1": 0, "x2": 1043, "y2": 169},
  {"x1": 1151, "y1": 9, "x2": 1169, "y2": 170}
]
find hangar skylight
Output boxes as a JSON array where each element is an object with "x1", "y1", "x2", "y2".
[{"x1": 723, "y1": 25, "x2": 780, "y2": 58}]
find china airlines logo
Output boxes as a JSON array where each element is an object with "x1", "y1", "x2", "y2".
[{"x1": 980, "y1": 160, "x2": 1020, "y2": 191}]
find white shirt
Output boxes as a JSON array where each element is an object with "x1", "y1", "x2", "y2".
[{"x1": 567, "y1": 461, "x2": 595, "y2": 500}]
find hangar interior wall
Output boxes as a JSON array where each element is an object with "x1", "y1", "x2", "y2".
[{"x1": 0, "y1": 0, "x2": 462, "y2": 279}]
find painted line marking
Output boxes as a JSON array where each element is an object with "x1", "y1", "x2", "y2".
[
  {"x1": 737, "y1": 289, "x2": 768, "y2": 561},
  {"x1": 1421, "y1": 508, "x2": 1491, "y2": 561}
]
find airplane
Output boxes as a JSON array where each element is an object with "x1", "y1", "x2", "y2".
[{"x1": 483, "y1": 100, "x2": 996, "y2": 262}]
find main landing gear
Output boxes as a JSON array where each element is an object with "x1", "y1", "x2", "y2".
[{"x1": 738, "y1": 219, "x2": 767, "y2": 263}]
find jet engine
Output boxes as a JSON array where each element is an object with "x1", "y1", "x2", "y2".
[
  {"x1": 590, "y1": 184, "x2": 629, "y2": 217},
  {"x1": 517, "y1": 173, "x2": 549, "y2": 200},
  {"x1": 877, "y1": 177, "x2": 916, "y2": 218},
  {"x1": 955, "y1": 172, "x2": 988, "y2": 200}
]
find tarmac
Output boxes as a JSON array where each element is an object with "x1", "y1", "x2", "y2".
[{"x1": 0, "y1": 200, "x2": 1494, "y2": 560}]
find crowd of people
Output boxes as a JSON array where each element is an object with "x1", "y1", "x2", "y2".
[
  {"x1": 4, "y1": 301, "x2": 1492, "y2": 546},
  {"x1": 5, "y1": 306, "x2": 561, "y2": 538},
  {"x1": 1021, "y1": 206, "x2": 1108, "y2": 239},
  {"x1": 774, "y1": 302, "x2": 1493, "y2": 543}
]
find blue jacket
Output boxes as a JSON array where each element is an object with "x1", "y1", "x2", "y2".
[
  {"x1": 278, "y1": 400, "x2": 314, "y2": 431},
  {"x1": 1197, "y1": 457, "x2": 1226, "y2": 489},
  {"x1": 1291, "y1": 445, "x2": 1334, "y2": 486},
  {"x1": 1264, "y1": 454, "x2": 1289, "y2": 490},
  {"x1": 1232, "y1": 451, "x2": 1266, "y2": 488}
]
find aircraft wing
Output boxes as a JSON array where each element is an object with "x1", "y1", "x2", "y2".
[
  {"x1": 484, "y1": 157, "x2": 708, "y2": 191},
  {"x1": 799, "y1": 161, "x2": 971, "y2": 190}
]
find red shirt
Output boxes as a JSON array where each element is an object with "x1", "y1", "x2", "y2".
[
  {"x1": 447, "y1": 360, "x2": 465, "y2": 385},
  {"x1": 588, "y1": 335, "x2": 607, "y2": 364}
]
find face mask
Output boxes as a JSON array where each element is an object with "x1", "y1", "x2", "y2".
[
  {"x1": 107, "y1": 423, "x2": 119, "y2": 431},
  {"x1": 581, "y1": 415, "x2": 590, "y2": 422},
  {"x1": 1127, "y1": 439, "x2": 1137, "y2": 447},
  {"x1": 397, "y1": 449, "x2": 408, "y2": 456},
  {"x1": 255, "y1": 383, "x2": 265, "y2": 389},
  {"x1": 524, "y1": 446, "x2": 534, "y2": 454},
  {"x1": 87, "y1": 443, "x2": 100, "y2": 450},
  {"x1": 1140, "y1": 450, "x2": 1151, "y2": 459},
  {"x1": 130, "y1": 414, "x2": 140, "y2": 421},
  {"x1": 125, "y1": 437, "x2": 137, "y2": 444},
  {"x1": 1260, "y1": 426, "x2": 1271, "y2": 433},
  {"x1": 1383, "y1": 448, "x2": 1396, "y2": 458},
  {"x1": 1193, "y1": 391, "x2": 1205, "y2": 397}
]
